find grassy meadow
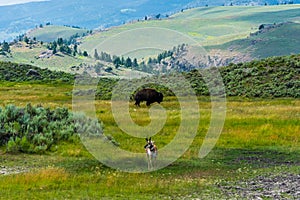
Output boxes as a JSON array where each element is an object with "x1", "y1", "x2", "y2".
[
  {"x1": 27, "y1": 26, "x2": 89, "y2": 43},
  {"x1": 0, "y1": 82, "x2": 299, "y2": 199}
]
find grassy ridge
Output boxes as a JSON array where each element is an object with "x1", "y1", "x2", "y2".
[
  {"x1": 80, "y1": 5, "x2": 300, "y2": 56},
  {"x1": 208, "y1": 22, "x2": 300, "y2": 59},
  {"x1": 27, "y1": 25, "x2": 89, "y2": 43}
]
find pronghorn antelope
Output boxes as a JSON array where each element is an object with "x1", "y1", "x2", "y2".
[{"x1": 144, "y1": 137, "x2": 157, "y2": 170}]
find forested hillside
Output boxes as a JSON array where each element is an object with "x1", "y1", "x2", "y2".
[
  {"x1": 0, "y1": 62, "x2": 74, "y2": 83},
  {"x1": 187, "y1": 54, "x2": 300, "y2": 98},
  {"x1": 1, "y1": 54, "x2": 299, "y2": 98}
]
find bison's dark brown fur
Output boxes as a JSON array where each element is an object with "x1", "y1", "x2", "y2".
[{"x1": 134, "y1": 88, "x2": 163, "y2": 106}]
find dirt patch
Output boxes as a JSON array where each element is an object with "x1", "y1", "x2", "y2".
[
  {"x1": 233, "y1": 150, "x2": 300, "y2": 168},
  {"x1": 0, "y1": 166, "x2": 28, "y2": 175},
  {"x1": 220, "y1": 173, "x2": 300, "y2": 199}
]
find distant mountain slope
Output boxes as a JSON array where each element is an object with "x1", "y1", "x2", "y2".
[
  {"x1": 1, "y1": 0, "x2": 300, "y2": 42},
  {"x1": 27, "y1": 25, "x2": 90, "y2": 43},
  {"x1": 206, "y1": 21, "x2": 300, "y2": 66},
  {"x1": 78, "y1": 5, "x2": 300, "y2": 63},
  {"x1": 0, "y1": 0, "x2": 206, "y2": 41},
  {"x1": 3, "y1": 5, "x2": 300, "y2": 73}
]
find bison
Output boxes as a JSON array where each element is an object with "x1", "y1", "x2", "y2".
[{"x1": 134, "y1": 88, "x2": 163, "y2": 106}]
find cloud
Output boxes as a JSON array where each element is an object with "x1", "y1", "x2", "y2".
[{"x1": 0, "y1": 0, "x2": 49, "y2": 6}]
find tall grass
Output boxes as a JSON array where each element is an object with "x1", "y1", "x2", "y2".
[{"x1": 0, "y1": 83, "x2": 299, "y2": 199}]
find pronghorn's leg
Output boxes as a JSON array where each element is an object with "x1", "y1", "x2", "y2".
[
  {"x1": 148, "y1": 156, "x2": 152, "y2": 170},
  {"x1": 147, "y1": 155, "x2": 151, "y2": 169},
  {"x1": 148, "y1": 158, "x2": 152, "y2": 170},
  {"x1": 146, "y1": 149, "x2": 153, "y2": 170},
  {"x1": 152, "y1": 152, "x2": 156, "y2": 168}
]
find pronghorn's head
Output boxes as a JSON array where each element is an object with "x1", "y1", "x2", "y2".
[
  {"x1": 145, "y1": 137, "x2": 156, "y2": 151},
  {"x1": 145, "y1": 137, "x2": 152, "y2": 144},
  {"x1": 145, "y1": 137, "x2": 153, "y2": 150}
]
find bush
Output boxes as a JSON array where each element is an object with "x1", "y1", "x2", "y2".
[{"x1": 0, "y1": 104, "x2": 112, "y2": 154}]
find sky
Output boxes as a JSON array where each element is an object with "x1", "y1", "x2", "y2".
[{"x1": 0, "y1": 0, "x2": 49, "y2": 6}]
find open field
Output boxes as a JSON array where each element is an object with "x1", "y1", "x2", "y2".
[{"x1": 0, "y1": 82, "x2": 299, "y2": 199}]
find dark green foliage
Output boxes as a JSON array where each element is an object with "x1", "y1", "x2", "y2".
[
  {"x1": 83, "y1": 51, "x2": 88, "y2": 57},
  {"x1": 220, "y1": 54, "x2": 300, "y2": 98},
  {"x1": 0, "y1": 104, "x2": 108, "y2": 153},
  {"x1": 93, "y1": 54, "x2": 300, "y2": 99},
  {"x1": 1, "y1": 53, "x2": 299, "y2": 99},
  {"x1": 184, "y1": 54, "x2": 300, "y2": 98},
  {"x1": 113, "y1": 56, "x2": 122, "y2": 68},
  {"x1": 1, "y1": 41, "x2": 10, "y2": 53},
  {"x1": 99, "y1": 51, "x2": 112, "y2": 62},
  {"x1": 94, "y1": 49, "x2": 99, "y2": 60},
  {"x1": 95, "y1": 78, "x2": 118, "y2": 100},
  {"x1": 0, "y1": 61, "x2": 74, "y2": 83},
  {"x1": 125, "y1": 57, "x2": 132, "y2": 68},
  {"x1": 46, "y1": 37, "x2": 77, "y2": 55}
]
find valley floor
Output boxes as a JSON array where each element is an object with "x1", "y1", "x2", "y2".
[{"x1": 0, "y1": 83, "x2": 299, "y2": 199}]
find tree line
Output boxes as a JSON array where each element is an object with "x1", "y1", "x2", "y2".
[{"x1": 92, "y1": 44, "x2": 186, "y2": 73}]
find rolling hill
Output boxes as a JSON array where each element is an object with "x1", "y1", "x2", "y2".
[
  {"x1": 26, "y1": 25, "x2": 90, "y2": 43},
  {"x1": 1, "y1": 0, "x2": 300, "y2": 42},
  {"x1": 79, "y1": 5, "x2": 300, "y2": 57},
  {"x1": 0, "y1": 0, "x2": 210, "y2": 42},
  {"x1": 2, "y1": 5, "x2": 300, "y2": 73},
  {"x1": 206, "y1": 21, "x2": 300, "y2": 65}
]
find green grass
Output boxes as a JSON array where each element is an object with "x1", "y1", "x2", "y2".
[
  {"x1": 208, "y1": 22, "x2": 300, "y2": 58},
  {"x1": 27, "y1": 25, "x2": 89, "y2": 43},
  {"x1": 0, "y1": 83, "x2": 299, "y2": 199},
  {"x1": 80, "y1": 5, "x2": 300, "y2": 58},
  {"x1": 3, "y1": 5, "x2": 300, "y2": 72},
  {"x1": 0, "y1": 42, "x2": 94, "y2": 72}
]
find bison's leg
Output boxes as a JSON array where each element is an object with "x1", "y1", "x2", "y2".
[{"x1": 135, "y1": 101, "x2": 140, "y2": 106}]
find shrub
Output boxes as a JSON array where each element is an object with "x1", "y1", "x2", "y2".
[{"x1": 0, "y1": 104, "x2": 112, "y2": 154}]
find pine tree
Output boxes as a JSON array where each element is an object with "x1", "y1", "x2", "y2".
[
  {"x1": 113, "y1": 57, "x2": 121, "y2": 68},
  {"x1": 2, "y1": 41, "x2": 10, "y2": 52},
  {"x1": 94, "y1": 49, "x2": 99, "y2": 60},
  {"x1": 133, "y1": 58, "x2": 138, "y2": 68},
  {"x1": 52, "y1": 46, "x2": 57, "y2": 54},
  {"x1": 125, "y1": 57, "x2": 132, "y2": 68},
  {"x1": 121, "y1": 56, "x2": 125, "y2": 65},
  {"x1": 24, "y1": 36, "x2": 29, "y2": 44},
  {"x1": 83, "y1": 51, "x2": 88, "y2": 57},
  {"x1": 57, "y1": 38, "x2": 63, "y2": 46}
]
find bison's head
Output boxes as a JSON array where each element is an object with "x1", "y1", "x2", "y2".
[{"x1": 157, "y1": 92, "x2": 163, "y2": 103}]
